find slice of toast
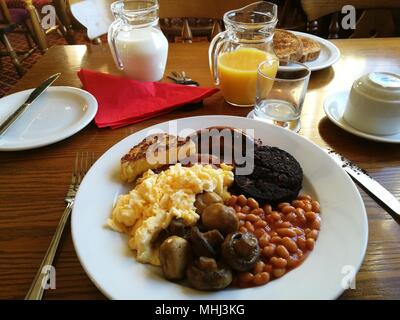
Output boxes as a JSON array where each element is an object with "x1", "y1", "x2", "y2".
[
  {"x1": 273, "y1": 29, "x2": 303, "y2": 63},
  {"x1": 120, "y1": 134, "x2": 196, "y2": 182},
  {"x1": 299, "y1": 36, "x2": 321, "y2": 62}
]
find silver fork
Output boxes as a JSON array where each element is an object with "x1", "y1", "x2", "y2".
[
  {"x1": 168, "y1": 71, "x2": 199, "y2": 86},
  {"x1": 25, "y1": 152, "x2": 95, "y2": 300}
]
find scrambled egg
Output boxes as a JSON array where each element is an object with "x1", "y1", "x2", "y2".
[{"x1": 107, "y1": 163, "x2": 234, "y2": 266}]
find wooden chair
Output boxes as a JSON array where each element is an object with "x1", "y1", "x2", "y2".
[
  {"x1": 300, "y1": 0, "x2": 400, "y2": 38},
  {"x1": 0, "y1": 0, "x2": 41, "y2": 75}
]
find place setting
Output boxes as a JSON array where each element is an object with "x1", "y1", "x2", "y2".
[{"x1": 0, "y1": 0, "x2": 399, "y2": 303}]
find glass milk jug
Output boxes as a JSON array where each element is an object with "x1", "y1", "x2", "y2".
[
  {"x1": 108, "y1": 0, "x2": 168, "y2": 81},
  {"x1": 209, "y1": 1, "x2": 278, "y2": 107}
]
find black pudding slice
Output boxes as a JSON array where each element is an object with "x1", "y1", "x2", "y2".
[{"x1": 234, "y1": 146, "x2": 303, "y2": 204}]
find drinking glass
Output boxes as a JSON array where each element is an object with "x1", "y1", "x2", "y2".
[{"x1": 254, "y1": 61, "x2": 311, "y2": 132}]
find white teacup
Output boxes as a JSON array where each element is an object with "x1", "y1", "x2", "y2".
[{"x1": 343, "y1": 72, "x2": 400, "y2": 135}]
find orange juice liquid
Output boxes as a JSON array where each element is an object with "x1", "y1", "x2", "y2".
[{"x1": 218, "y1": 47, "x2": 279, "y2": 106}]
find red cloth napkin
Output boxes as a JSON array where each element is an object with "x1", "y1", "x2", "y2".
[{"x1": 77, "y1": 69, "x2": 219, "y2": 129}]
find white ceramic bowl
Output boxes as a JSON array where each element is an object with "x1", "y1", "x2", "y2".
[{"x1": 343, "y1": 72, "x2": 400, "y2": 135}]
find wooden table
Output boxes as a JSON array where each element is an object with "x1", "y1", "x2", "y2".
[{"x1": 1, "y1": 39, "x2": 400, "y2": 300}]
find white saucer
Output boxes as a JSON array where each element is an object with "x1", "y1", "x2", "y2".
[
  {"x1": 323, "y1": 91, "x2": 400, "y2": 144},
  {"x1": 247, "y1": 110, "x2": 301, "y2": 132},
  {"x1": 0, "y1": 86, "x2": 98, "y2": 151}
]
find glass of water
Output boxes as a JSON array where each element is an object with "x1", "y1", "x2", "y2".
[{"x1": 254, "y1": 60, "x2": 311, "y2": 132}]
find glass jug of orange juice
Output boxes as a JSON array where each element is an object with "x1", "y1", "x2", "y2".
[{"x1": 209, "y1": 1, "x2": 279, "y2": 107}]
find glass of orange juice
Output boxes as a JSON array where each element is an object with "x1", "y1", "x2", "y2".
[{"x1": 209, "y1": 2, "x2": 279, "y2": 107}]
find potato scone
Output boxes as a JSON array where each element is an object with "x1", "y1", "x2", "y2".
[
  {"x1": 273, "y1": 29, "x2": 303, "y2": 62},
  {"x1": 120, "y1": 134, "x2": 196, "y2": 182},
  {"x1": 299, "y1": 36, "x2": 321, "y2": 62}
]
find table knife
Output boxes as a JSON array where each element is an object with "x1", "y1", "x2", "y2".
[
  {"x1": 0, "y1": 73, "x2": 60, "y2": 137},
  {"x1": 326, "y1": 149, "x2": 400, "y2": 218}
]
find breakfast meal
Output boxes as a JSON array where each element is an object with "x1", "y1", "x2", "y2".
[
  {"x1": 107, "y1": 128, "x2": 321, "y2": 291},
  {"x1": 273, "y1": 29, "x2": 321, "y2": 63}
]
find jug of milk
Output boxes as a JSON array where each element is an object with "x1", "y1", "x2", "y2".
[{"x1": 108, "y1": 0, "x2": 168, "y2": 81}]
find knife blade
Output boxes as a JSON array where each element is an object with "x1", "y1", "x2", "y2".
[
  {"x1": 0, "y1": 73, "x2": 61, "y2": 137},
  {"x1": 326, "y1": 149, "x2": 400, "y2": 218}
]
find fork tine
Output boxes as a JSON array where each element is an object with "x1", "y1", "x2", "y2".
[{"x1": 71, "y1": 152, "x2": 79, "y2": 191}]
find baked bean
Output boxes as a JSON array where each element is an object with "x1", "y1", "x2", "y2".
[
  {"x1": 273, "y1": 268, "x2": 286, "y2": 278},
  {"x1": 276, "y1": 245, "x2": 290, "y2": 259},
  {"x1": 259, "y1": 234, "x2": 270, "y2": 248},
  {"x1": 270, "y1": 231, "x2": 278, "y2": 237},
  {"x1": 304, "y1": 228, "x2": 311, "y2": 234},
  {"x1": 297, "y1": 237, "x2": 307, "y2": 251},
  {"x1": 311, "y1": 200, "x2": 320, "y2": 213},
  {"x1": 226, "y1": 195, "x2": 237, "y2": 207},
  {"x1": 298, "y1": 194, "x2": 312, "y2": 201},
  {"x1": 282, "y1": 237, "x2": 298, "y2": 253},
  {"x1": 237, "y1": 195, "x2": 247, "y2": 206},
  {"x1": 253, "y1": 272, "x2": 270, "y2": 285},
  {"x1": 262, "y1": 244, "x2": 276, "y2": 257},
  {"x1": 270, "y1": 257, "x2": 288, "y2": 268},
  {"x1": 292, "y1": 200, "x2": 305, "y2": 209},
  {"x1": 278, "y1": 202, "x2": 291, "y2": 210},
  {"x1": 270, "y1": 236, "x2": 282, "y2": 244},
  {"x1": 293, "y1": 227, "x2": 304, "y2": 236},
  {"x1": 295, "y1": 208, "x2": 306, "y2": 224},
  {"x1": 270, "y1": 212, "x2": 281, "y2": 221},
  {"x1": 247, "y1": 198, "x2": 259, "y2": 209},
  {"x1": 264, "y1": 264, "x2": 273, "y2": 273},
  {"x1": 307, "y1": 229, "x2": 319, "y2": 240},
  {"x1": 282, "y1": 205, "x2": 296, "y2": 214},
  {"x1": 311, "y1": 218, "x2": 321, "y2": 230},
  {"x1": 237, "y1": 212, "x2": 247, "y2": 220},
  {"x1": 305, "y1": 211, "x2": 317, "y2": 222},
  {"x1": 254, "y1": 220, "x2": 267, "y2": 228},
  {"x1": 239, "y1": 220, "x2": 245, "y2": 226},
  {"x1": 306, "y1": 238, "x2": 315, "y2": 250},
  {"x1": 287, "y1": 256, "x2": 300, "y2": 268},
  {"x1": 276, "y1": 228, "x2": 297, "y2": 238},
  {"x1": 245, "y1": 221, "x2": 255, "y2": 233},
  {"x1": 234, "y1": 205, "x2": 242, "y2": 213},
  {"x1": 251, "y1": 208, "x2": 264, "y2": 216},
  {"x1": 303, "y1": 202, "x2": 313, "y2": 212},
  {"x1": 253, "y1": 261, "x2": 265, "y2": 274},
  {"x1": 254, "y1": 228, "x2": 266, "y2": 239},
  {"x1": 238, "y1": 272, "x2": 254, "y2": 284},
  {"x1": 246, "y1": 214, "x2": 260, "y2": 223},
  {"x1": 241, "y1": 205, "x2": 251, "y2": 214},
  {"x1": 239, "y1": 226, "x2": 248, "y2": 233},
  {"x1": 284, "y1": 212, "x2": 297, "y2": 222},
  {"x1": 263, "y1": 204, "x2": 272, "y2": 214},
  {"x1": 276, "y1": 221, "x2": 292, "y2": 228}
]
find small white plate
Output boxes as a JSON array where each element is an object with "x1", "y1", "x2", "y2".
[
  {"x1": 280, "y1": 31, "x2": 341, "y2": 72},
  {"x1": 323, "y1": 91, "x2": 400, "y2": 144},
  {"x1": 72, "y1": 115, "x2": 368, "y2": 300},
  {"x1": 0, "y1": 86, "x2": 98, "y2": 151}
]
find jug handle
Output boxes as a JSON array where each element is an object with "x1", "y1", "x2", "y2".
[
  {"x1": 108, "y1": 25, "x2": 124, "y2": 70},
  {"x1": 208, "y1": 31, "x2": 227, "y2": 85}
]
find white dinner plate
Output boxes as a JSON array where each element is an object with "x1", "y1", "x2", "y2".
[
  {"x1": 280, "y1": 31, "x2": 341, "y2": 72},
  {"x1": 324, "y1": 91, "x2": 400, "y2": 144},
  {"x1": 71, "y1": 115, "x2": 368, "y2": 300},
  {"x1": 0, "y1": 86, "x2": 98, "y2": 151}
]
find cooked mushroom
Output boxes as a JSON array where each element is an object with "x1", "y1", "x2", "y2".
[
  {"x1": 186, "y1": 257, "x2": 233, "y2": 291},
  {"x1": 168, "y1": 218, "x2": 191, "y2": 239},
  {"x1": 221, "y1": 232, "x2": 260, "y2": 271},
  {"x1": 159, "y1": 236, "x2": 191, "y2": 280},
  {"x1": 190, "y1": 227, "x2": 217, "y2": 258},
  {"x1": 194, "y1": 192, "x2": 223, "y2": 215},
  {"x1": 201, "y1": 203, "x2": 239, "y2": 235}
]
